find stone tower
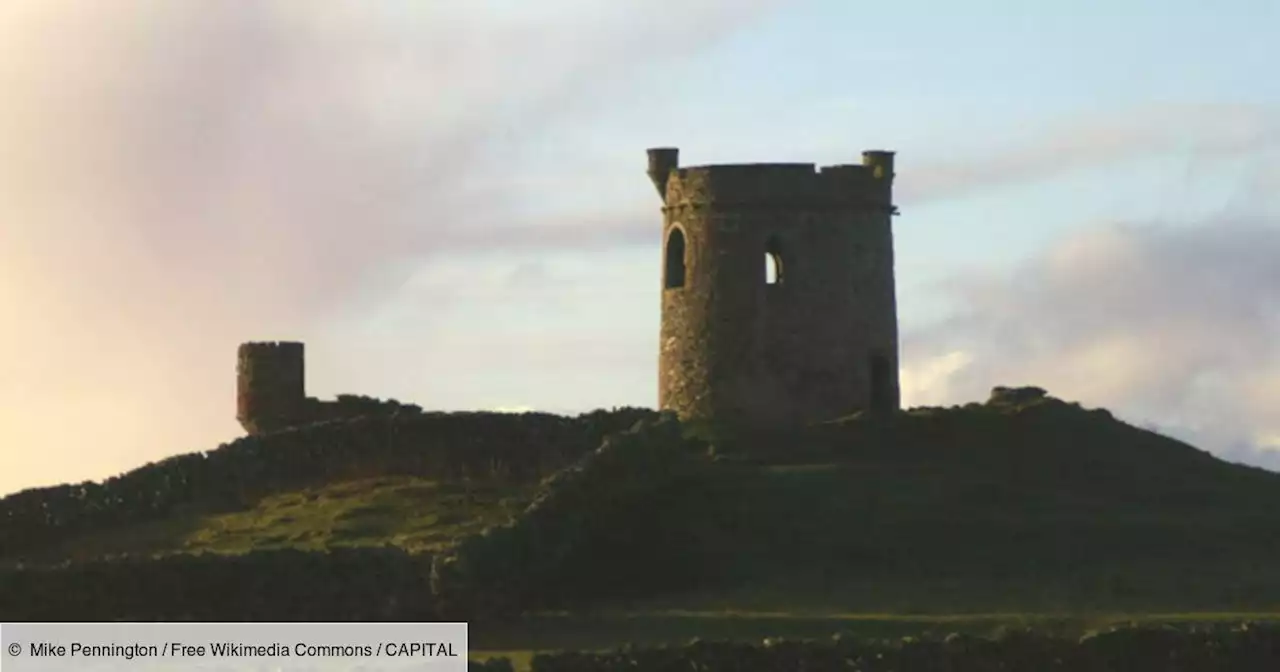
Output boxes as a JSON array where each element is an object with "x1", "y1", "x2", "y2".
[
  {"x1": 648, "y1": 147, "x2": 900, "y2": 426},
  {"x1": 236, "y1": 341, "x2": 306, "y2": 435}
]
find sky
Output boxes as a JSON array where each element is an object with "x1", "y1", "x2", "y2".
[{"x1": 1, "y1": 0, "x2": 1278, "y2": 495}]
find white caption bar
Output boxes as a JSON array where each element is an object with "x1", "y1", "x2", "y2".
[{"x1": 1, "y1": 623, "x2": 468, "y2": 671}]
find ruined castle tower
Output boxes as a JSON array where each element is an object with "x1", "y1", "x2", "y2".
[
  {"x1": 236, "y1": 341, "x2": 307, "y2": 435},
  {"x1": 648, "y1": 147, "x2": 901, "y2": 426}
]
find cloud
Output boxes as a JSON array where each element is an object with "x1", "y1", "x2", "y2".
[
  {"x1": 898, "y1": 104, "x2": 1280, "y2": 204},
  {"x1": 1, "y1": 1, "x2": 1274, "y2": 495},
  {"x1": 0, "y1": 1, "x2": 780, "y2": 495},
  {"x1": 900, "y1": 217, "x2": 1280, "y2": 469},
  {"x1": 439, "y1": 101, "x2": 1280, "y2": 255},
  {"x1": 893, "y1": 104, "x2": 1280, "y2": 470}
]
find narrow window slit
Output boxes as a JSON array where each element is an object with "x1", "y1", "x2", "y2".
[{"x1": 765, "y1": 236, "x2": 784, "y2": 285}]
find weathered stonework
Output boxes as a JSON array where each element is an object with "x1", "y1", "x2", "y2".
[
  {"x1": 648, "y1": 147, "x2": 901, "y2": 426},
  {"x1": 236, "y1": 341, "x2": 418, "y2": 435},
  {"x1": 237, "y1": 147, "x2": 899, "y2": 433}
]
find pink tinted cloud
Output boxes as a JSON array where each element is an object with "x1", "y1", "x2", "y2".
[{"x1": 0, "y1": 1, "x2": 779, "y2": 494}]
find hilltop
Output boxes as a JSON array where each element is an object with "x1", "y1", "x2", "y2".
[{"x1": 3, "y1": 387, "x2": 1280, "y2": 630}]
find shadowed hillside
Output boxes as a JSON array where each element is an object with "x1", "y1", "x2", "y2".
[
  {"x1": 3, "y1": 388, "x2": 1280, "y2": 631},
  {"x1": 0, "y1": 407, "x2": 655, "y2": 564}
]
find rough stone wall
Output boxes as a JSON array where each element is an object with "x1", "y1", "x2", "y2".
[
  {"x1": 651, "y1": 148, "x2": 900, "y2": 426},
  {"x1": 236, "y1": 342, "x2": 416, "y2": 435},
  {"x1": 2, "y1": 407, "x2": 659, "y2": 559}
]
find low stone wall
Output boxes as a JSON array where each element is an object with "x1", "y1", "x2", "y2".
[{"x1": 0, "y1": 407, "x2": 658, "y2": 560}]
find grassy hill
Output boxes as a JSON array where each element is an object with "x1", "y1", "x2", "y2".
[
  {"x1": 3, "y1": 388, "x2": 1280, "y2": 665},
  {"x1": 0, "y1": 407, "x2": 653, "y2": 564},
  {"x1": 10, "y1": 476, "x2": 535, "y2": 563}
]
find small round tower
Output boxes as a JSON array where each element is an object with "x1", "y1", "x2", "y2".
[
  {"x1": 236, "y1": 341, "x2": 306, "y2": 435},
  {"x1": 648, "y1": 147, "x2": 901, "y2": 426}
]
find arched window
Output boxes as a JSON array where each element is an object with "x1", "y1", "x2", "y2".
[
  {"x1": 765, "y1": 236, "x2": 784, "y2": 285},
  {"x1": 664, "y1": 227, "x2": 686, "y2": 289}
]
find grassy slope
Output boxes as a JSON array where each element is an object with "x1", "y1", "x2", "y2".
[
  {"x1": 660, "y1": 399, "x2": 1280, "y2": 614},
  {"x1": 656, "y1": 461, "x2": 1280, "y2": 611},
  {"x1": 465, "y1": 398, "x2": 1280, "y2": 667},
  {"x1": 19, "y1": 398, "x2": 1280, "y2": 593},
  {"x1": 14, "y1": 477, "x2": 535, "y2": 563},
  {"x1": 12, "y1": 393, "x2": 1280, "y2": 666}
]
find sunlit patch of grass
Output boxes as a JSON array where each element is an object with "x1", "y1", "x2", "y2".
[
  {"x1": 181, "y1": 477, "x2": 534, "y2": 555},
  {"x1": 471, "y1": 651, "x2": 537, "y2": 672},
  {"x1": 18, "y1": 476, "x2": 535, "y2": 562}
]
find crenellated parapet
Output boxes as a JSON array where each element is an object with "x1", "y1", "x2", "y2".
[{"x1": 647, "y1": 148, "x2": 897, "y2": 213}]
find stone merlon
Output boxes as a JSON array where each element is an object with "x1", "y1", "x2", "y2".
[{"x1": 647, "y1": 147, "x2": 680, "y2": 198}]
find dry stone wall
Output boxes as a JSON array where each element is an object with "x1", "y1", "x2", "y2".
[{"x1": 0, "y1": 407, "x2": 658, "y2": 560}]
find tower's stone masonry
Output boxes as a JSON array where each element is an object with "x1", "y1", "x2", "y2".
[
  {"x1": 236, "y1": 146, "x2": 901, "y2": 434},
  {"x1": 236, "y1": 341, "x2": 306, "y2": 435},
  {"x1": 649, "y1": 147, "x2": 901, "y2": 426},
  {"x1": 235, "y1": 341, "x2": 418, "y2": 435}
]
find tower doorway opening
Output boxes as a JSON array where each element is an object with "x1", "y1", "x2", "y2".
[
  {"x1": 665, "y1": 227, "x2": 686, "y2": 289},
  {"x1": 869, "y1": 353, "x2": 893, "y2": 413},
  {"x1": 765, "y1": 236, "x2": 784, "y2": 285}
]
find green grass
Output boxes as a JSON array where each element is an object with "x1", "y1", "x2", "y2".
[
  {"x1": 16, "y1": 394, "x2": 1280, "y2": 671},
  {"x1": 183, "y1": 477, "x2": 531, "y2": 554},
  {"x1": 20, "y1": 476, "x2": 535, "y2": 561}
]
